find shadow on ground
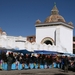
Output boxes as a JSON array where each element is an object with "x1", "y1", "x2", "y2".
[{"x1": 54, "y1": 73, "x2": 68, "y2": 75}]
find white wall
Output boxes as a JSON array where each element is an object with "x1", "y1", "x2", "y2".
[
  {"x1": 36, "y1": 26, "x2": 56, "y2": 44},
  {"x1": 56, "y1": 26, "x2": 60, "y2": 45},
  {"x1": 59, "y1": 25, "x2": 73, "y2": 53},
  {"x1": 36, "y1": 24, "x2": 73, "y2": 54},
  {"x1": 0, "y1": 35, "x2": 27, "y2": 50},
  {"x1": 0, "y1": 38, "x2": 7, "y2": 47}
]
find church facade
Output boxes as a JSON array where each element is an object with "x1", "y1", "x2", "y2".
[{"x1": 0, "y1": 4, "x2": 74, "y2": 54}]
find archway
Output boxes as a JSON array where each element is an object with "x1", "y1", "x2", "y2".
[
  {"x1": 41, "y1": 37, "x2": 54, "y2": 45},
  {"x1": 44, "y1": 40, "x2": 52, "y2": 45}
]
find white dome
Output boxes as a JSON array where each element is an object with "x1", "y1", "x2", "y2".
[{"x1": 2, "y1": 32, "x2": 7, "y2": 35}]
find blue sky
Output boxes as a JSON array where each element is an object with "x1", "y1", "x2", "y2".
[{"x1": 0, "y1": 0, "x2": 75, "y2": 37}]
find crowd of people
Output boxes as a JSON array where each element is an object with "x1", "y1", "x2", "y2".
[{"x1": 0, "y1": 51, "x2": 75, "y2": 72}]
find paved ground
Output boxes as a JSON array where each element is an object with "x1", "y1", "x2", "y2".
[{"x1": 0, "y1": 68, "x2": 75, "y2": 75}]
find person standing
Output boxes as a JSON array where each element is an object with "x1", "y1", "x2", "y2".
[
  {"x1": 63, "y1": 56, "x2": 69, "y2": 72},
  {"x1": 0, "y1": 55, "x2": 2, "y2": 70},
  {"x1": 7, "y1": 53, "x2": 13, "y2": 71}
]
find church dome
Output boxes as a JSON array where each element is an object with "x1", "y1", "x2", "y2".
[
  {"x1": 44, "y1": 15, "x2": 65, "y2": 23},
  {"x1": 44, "y1": 3, "x2": 65, "y2": 23}
]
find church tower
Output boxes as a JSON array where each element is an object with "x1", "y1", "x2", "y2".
[{"x1": 35, "y1": 3, "x2": 74, "y2": 53}]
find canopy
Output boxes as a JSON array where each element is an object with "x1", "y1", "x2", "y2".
[
  {"x1": 0, "y1": 47, "x2": 32, "y2": 54},
  {"x1": 12, "y1": 49, "x2": 32, "y2": 54},
  {"x1": 62, "y1": 53, "x2": 75, "y2": 57},
  {"x1": 34, "y1": 50, "x2": 58, "y2": 54}
]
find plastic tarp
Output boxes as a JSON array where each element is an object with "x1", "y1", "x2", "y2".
[
  {"x1": 62, "y1": 53, "x2": 75, "y2": 57},
  {"x1": 34, "y1": 50, "x2": 58, "y2": 54},
  {"x1": 12, "y1": 49, "x2": 31, "y2": 54}
]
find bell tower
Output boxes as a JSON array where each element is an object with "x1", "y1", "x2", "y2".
[{"x1": 35, "y1": 3, "x2": 74, "y2": 53}]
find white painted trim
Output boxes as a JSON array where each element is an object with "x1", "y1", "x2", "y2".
[{"x1": 35, "y1": 22, "x2": 74, "y2": 29}]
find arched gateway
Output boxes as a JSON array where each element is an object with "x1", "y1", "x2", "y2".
[{"x1": 41, "y1": 37, "x2": 54, "y2": 45}]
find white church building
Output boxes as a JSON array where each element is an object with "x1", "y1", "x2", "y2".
[{"x1": 0, "y1": 4, "x2": 74, "y2": 54}]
